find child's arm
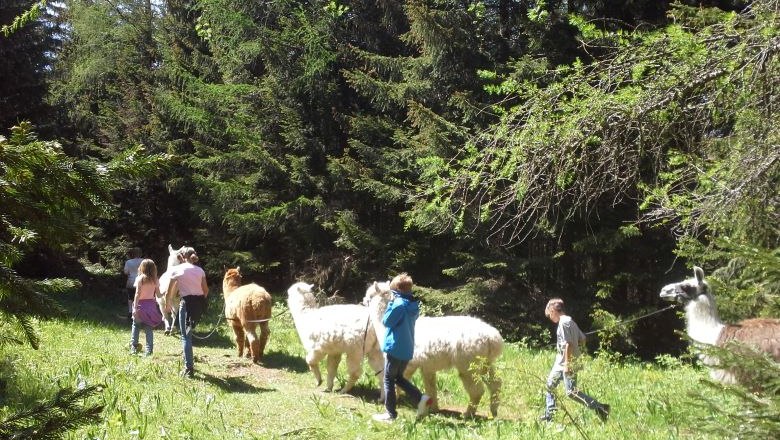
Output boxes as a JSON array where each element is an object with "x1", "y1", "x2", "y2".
[
  {"x1": 563, "y1": 342, "x2": 573, "y2": 373},
  {"x1": 132, "y1": 285, "x2": 141, "y2": 317}
]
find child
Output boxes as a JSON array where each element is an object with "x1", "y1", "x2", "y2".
[
  {"x1": 130, "y1": 259, "x2": 163, "y2": 355},
  {"x1": 166, "y1": 246, "x2": 208, "y2": 378},
  {"x1": 372, "y1": 273, "x2": 432, "y2": 423},
  {"x1": 541, "y1": 298, "x2": 610, "y2": 422},
  {"x1": 123, "y1": 247, "x2": 143, "y2": 319}
]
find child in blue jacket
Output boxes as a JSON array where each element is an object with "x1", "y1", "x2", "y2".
[{"x1": 372, "y1": 273, "x2": 432, "y2": 422}]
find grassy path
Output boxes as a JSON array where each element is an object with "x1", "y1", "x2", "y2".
[{"x1": 2, "y1": 292, "x2": 721, "y2": 439}]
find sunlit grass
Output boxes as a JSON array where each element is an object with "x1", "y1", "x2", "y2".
[{"x1": 1, "y1": 292, "x2": 730, "y2": 439}]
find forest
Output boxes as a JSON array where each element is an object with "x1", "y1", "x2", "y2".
[{"x1": 1, "y1": 0, "x2": 778, "y2": 438}]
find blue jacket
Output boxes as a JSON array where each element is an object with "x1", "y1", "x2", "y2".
[{"x1": 381, "y1": 290, "x2": 420, "y2": 361}]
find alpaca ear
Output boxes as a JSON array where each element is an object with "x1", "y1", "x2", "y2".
[
  {"x1": 694, "y1": 266, "x2": 705, "y2": 284},
  {"x1": 168, "y1": 244, "x2": 174, "y2": 253},
  {"x1": 236, "y1": 266, "x2": 241, "y2": 274}
]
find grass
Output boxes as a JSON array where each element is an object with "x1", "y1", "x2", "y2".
[{"x1": 1, "y1": 290, "x2": 731, "y2": 439}]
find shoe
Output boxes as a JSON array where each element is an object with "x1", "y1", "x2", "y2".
[
  {"x1": 180, "y1": 368, "x2": 194, "y2": 378},
  {"x1": 595, "y1": 404, "x2": 610, "y2": 422},
  {"x1": 371, "y1": 413, "x2": 395, "y2": 423},
  {"x1": 417, "y1": 394, "x2": 432, "y2": 418},
  {"x1": 539, "y1": 414, "x2": 552, "y2": 422}
]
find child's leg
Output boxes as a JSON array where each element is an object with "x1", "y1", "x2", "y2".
[
  {"x1": 130, "y1": 320, "x2": 141, "y2": 354},
  {"x1": 544, "y1": 369, "x2": 563, "y2": 417},
  {"x1": 383, "y1": 356, "x2": 404, "y2": 418},
  {"x1": 143, "y1": 325, "x2": 153, "y2": 355},
  {"x1": 562, "y1": 373, "x2": 602, "y2": 409}
]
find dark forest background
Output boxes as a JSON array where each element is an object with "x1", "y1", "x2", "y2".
[{"x1": 2, "y1": 0, "x2": 778, "y2": 360}]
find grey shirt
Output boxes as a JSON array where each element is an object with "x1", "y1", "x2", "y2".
[{"x1": 553, "y1": 315, "x2": 586, "y2": 372}]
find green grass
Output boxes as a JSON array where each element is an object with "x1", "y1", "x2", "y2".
[{"x1": 1, "y1": 292, "x2": 730, "y2": 439}]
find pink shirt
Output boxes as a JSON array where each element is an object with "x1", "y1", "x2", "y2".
[
  {"x1": 170, "y1": 263, "x2": 206, "y2": 296},
  {"x1": 134, "y1": 278, "x2": 160, "y2": 300}
]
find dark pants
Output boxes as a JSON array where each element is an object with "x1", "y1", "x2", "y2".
[
  {"x1": 178, "y1": 295, "x2": 206, "y2": 371},
  {"x1": 383, "y1": 355, "x2": 423, "y2": 418}
]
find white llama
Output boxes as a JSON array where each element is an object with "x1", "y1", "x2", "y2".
[
  {"x1": 156, "y1": 244, "x2": 182, "y2": 335},
  {"x1": 364, "y1": 281, "x2": 503, "y2": 418},
  {"x1": 286, "y1": 282, "x2": 385, "y2": 395},
  {"x1": 660, "y1": 266, "x2": 780, "y2": 383}
]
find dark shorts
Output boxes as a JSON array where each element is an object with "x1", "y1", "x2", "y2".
[
  {"x1": 181, "y1": 295, "x2": 207, "y2": 327},
  {"x1": 126, "y1": 287, "x2": 135, "y2": 302}
]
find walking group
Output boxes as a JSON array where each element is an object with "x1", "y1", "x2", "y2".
[{"x1": 122, "y1": 246, "x2": 609, "y2": 423}]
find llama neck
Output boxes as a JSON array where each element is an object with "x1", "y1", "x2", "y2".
[
  {"x1": 685, "y1": 296, "x2": 725, "y2": 345},
  {"x1": 222, "y1": 281, "x2": 239, "y2": 298},
  {"x1": 367, "y1": 295, "x2": 389, "y2": 339}
]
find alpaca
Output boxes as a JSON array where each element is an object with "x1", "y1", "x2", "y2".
[
  {"x1": 660, "y1": 266, "x2": 780, "y2": 383},
  {"x1": 286, "y1": 281, "x2": 385, "y2": 394},
  {"x1": 222, "y1": 267, "x2": 273, "y2": 364},
  {"x1": 364, "y1": 281, "x2": 504, "y2": 418},
  {"x1": 156, "y1": 244, "x2": 183, "y2": 335}
]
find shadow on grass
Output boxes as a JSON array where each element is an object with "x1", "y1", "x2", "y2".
[
  {"x1": 197, "y1": 372, "x2": 277, "y2": 393},
  {"x1": 261, "y1": 350, "x2": 309, "y2": 373},
  {"x1": 433, "y1": 408, "x2": 491, "y2": 422}
]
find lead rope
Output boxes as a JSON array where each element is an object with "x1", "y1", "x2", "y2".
[{"x1": 583, "y1": 304, "x2": 677, "y2": 336}]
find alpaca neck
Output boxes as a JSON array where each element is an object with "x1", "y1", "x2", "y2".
[
  {"x1": 222, "y1": 282, "x2": 239, "y2": 299},
  {"x1": 367, "y1": 295, "x2": 389, "y2": 338},
  {"x1": 685, "y1": 296, "x2": 725, "y2": 345}
]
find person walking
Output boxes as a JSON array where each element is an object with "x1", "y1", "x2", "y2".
[
  {"x1": 165, "y1": 246, "x2": 208, "y2": 378},
  {"x1": 123, "y1": 247, "x2": 143, "y2": 320},
  {"x1": 129, "y1": 259, "x2": 163, "y2": 355},
  {"x1": 372, "y1": 273, "x2": 432, "y2": 423},
  {"x1": 541, "y1": 298, "x2": 610, "y2": 422}
]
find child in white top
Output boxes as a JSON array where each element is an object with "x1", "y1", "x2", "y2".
[{"x1": 123, "y1": 247, "x2": 143, "y2": 319}]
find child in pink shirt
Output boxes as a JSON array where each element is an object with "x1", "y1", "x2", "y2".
[{"x1": 130, "y1": 259, "x2": 163, "y2": 355}]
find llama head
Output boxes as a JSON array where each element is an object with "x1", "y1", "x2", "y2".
[
  {"x1": 660, "y1": 266, "x2": 711, "y2": 305},
  {"x1": 287, "y1": 281, "x2": 318, "y2": 309}
]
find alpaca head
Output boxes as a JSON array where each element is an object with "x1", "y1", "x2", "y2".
[
  {"x1": 362, "y1": 281, "x2": 391, "y2": 306},
  {"x1": 222, "y1": 267, "x2": 242, "y2": 294},
  {"x1": 660, "y1": 266, "x2": 711, "y2": 306},
  {"x1": 166, "y1": 244, "x2": 184, "y2": 271},
  {"x1": 287, "y1": 281, "x2": 318, "y2": 310}
]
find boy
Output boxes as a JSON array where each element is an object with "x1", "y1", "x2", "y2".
[
  {"x1": 541, "y1": 298, "x2": 610, "y2": 422},
  {"x1": 372, "y1": 273, "x2": 432, "y2": 422}
]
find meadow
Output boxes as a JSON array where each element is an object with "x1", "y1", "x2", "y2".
[{"x1": 2, "y1": 289, "x2": 730, "y2": 439}]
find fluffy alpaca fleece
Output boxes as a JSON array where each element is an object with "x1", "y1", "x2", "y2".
[
  {"x1": 156, "y1": 244, "x2": 183, "y2": 334},
  {"x1": 222, "y1": 268, "x2": 273, "y2": 364},
  {"x1": 660, "y1": 266, "x2": 780, "y2": 383},
  {"x1": 286, "y1": 282, "x2": 384, "y2": 394},
  {"x1": 364, "y1": 282, "x2": 504, "y2": 417}
]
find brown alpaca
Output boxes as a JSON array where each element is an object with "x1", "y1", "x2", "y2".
[
  {"x1": 222, "y1": 267, "x2": 273, "y2": 364},
  {"x1": 660, "y1": 266, "x2": 780, "y2": 383}
]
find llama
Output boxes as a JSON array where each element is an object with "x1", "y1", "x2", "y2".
[
  {"x1": 222, "y1": 267, "x2": 273, "y2": 364},
  {"x1": 286, "y1": 282, "x2": 385, "y2": 394},
  {"x1": 364, "y1": 281, "x2": 504, "y2": 418},
  {"x1": 660, "y1": 266, "x2": 780, "y2": 383},
  {"x1": 157, "y1": 244, "x2": 183, "y2": 335}
]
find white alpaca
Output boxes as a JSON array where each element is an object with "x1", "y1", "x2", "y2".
[
  {"x1": 364, "y1": 282, "x2": 504, "y2": 417},
  {"x1": 660, "y1": 266, "x2": 780, "y2": 383},
  {"x1": 157, "y1": 244, "x2": 182, "y2": 335},
  {"x1": 286, "y1": 282, "x2": 385, "y2": 394}
]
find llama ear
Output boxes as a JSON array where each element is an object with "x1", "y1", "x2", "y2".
[
  {"x1": 694, "y1": 266, "x2": 705, "y2": 284},
  {"x1": 168, "y1": 244, "x2": 174, "y2": 253},
  {"x1": 236, "y1": 266, "x2": 241, "y2": 274}
]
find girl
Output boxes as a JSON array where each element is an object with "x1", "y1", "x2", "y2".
[
  {"x1": 130, "y1": 259, "x2": 163, "y2": 355},
  {"x1": 165, "y1": 246, "x2": 209, "y2": 378}
]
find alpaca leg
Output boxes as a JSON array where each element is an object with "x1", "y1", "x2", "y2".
[
  {"x1": 400, "y1": 366, "x2": 419, "y2": 403},
  {"x1": 484, "y1": 363, "x2": 502, "y2": 418},
  {"x1": 458, "y1": 367, "x2": 485, "y2": 418},
  {"x1": 245, "y1": 329, "x2": 261, "y2": 364},
  {"x1": 339, "y1": 351, "x2": 362, "y2": 394},
  {"x1": 325, "y1": 353, "x2": 341, "y2": 392},
  {"x1": 232, "y1": 323, "x2": 245, "y2": 358},
  {"x1": 306, "y1": 351, "x2": 324, "y2": 387},
  {"x1": 420, "y1": 369, "x2": 439, "y2": 412},
  {"x1": 257, "y1": 321, "x2": 270, "y2": 361}
]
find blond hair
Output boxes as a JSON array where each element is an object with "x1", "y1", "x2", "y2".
[
  {"x1": 390, "y1": 273, "x2": 413, "y2": 293},
  {"x1": 545, "y1": 298, "x2": 565, "y2": 317},
  {"x1": 136, "y1": 259, "x2": 158, "y2": 285}
]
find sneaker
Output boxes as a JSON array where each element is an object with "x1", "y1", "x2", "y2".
[
  {"x1": 417, "y1": 394, "x2": 432, "y2": 418},
  {"x1": 371, "y1": 413, "x2": 395, "y2": 423},
  {"x1": 595, "y1": 404, "x2": 610, "y2": 422},
  {"x1": 539, "y1": 414, "x2": 552, "y2": 422},
  {"x1": 180, "y1": 368, "x2": 194, "y2": 378}
]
